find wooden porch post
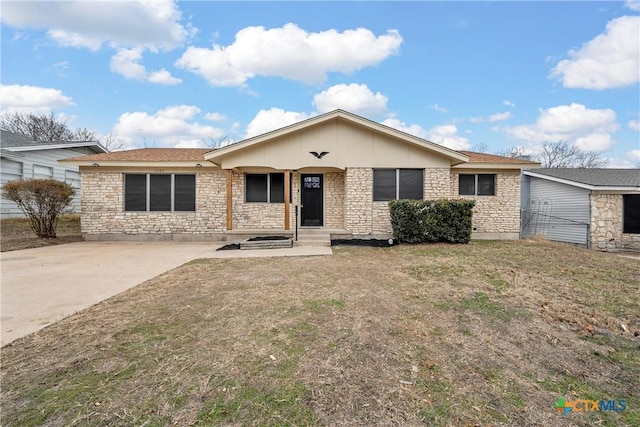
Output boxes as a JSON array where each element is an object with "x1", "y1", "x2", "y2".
[
  {"x1": 226, "y1": 169, "x2": 233, "y2": 230},
  {"x1": 284, "y1": 170, "x2": 290, "y2": 230}
]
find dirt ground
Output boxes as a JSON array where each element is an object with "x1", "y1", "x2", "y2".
[
  {"x1": 1, "y1": 239, "x2": 638, "y2": 426},
  {"x1": 0, "y1": 215, "x2": 82, "y2": 252}
]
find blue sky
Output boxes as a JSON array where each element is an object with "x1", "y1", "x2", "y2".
[{"x1": 1, "y1": 1, "x2": 639, "y2": 166}]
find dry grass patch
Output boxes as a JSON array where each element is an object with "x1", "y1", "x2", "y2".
[
  {"x1": 0, "y1": 214, "x2": 82, "y2": 252},
  {"x1": 1, "y1": 240, "x2": 638, "y2": 426}
]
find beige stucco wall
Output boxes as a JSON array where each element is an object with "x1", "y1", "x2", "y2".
[
  {"x1": 590, "y1": 192, "x2": 640, "y2": 250},
  {"x1": 80, "y1": 170, "x2": 226, "y2": 240},
  {"x1": 450, "y1": 171, "x2": 521, "y2": 238},
  {"x1": 218, "y1": 119, "x2": 454, "y2": 170}
]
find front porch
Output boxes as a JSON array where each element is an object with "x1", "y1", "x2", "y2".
[{"x1": 225, "y1": 228, "x2": 353, "y2": 244}]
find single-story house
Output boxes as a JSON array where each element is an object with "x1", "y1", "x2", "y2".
[
  {"x1": 61, "y1": 110, "x2": 538, "y2": 242},
  {"x1": 1, "y1": 130, "x2": 107, "y2": 218},
  {"x1": 521, "y1": 168, "x2": 640, "y2": 249}
]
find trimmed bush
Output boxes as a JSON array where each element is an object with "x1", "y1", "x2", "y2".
[
  {"x1": 389, "y1": 199, "x2": 476, "y2": 244},
  {"x1": 2, "y1": 179, "x2": 75, "y2": 238}
]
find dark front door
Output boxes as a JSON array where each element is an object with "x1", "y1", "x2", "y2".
[{"x1": 301, "y1": 174, "x2": 323, "y2": 226}]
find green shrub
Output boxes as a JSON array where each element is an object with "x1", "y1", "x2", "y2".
[
  {"x1": 389, "y1": 199, "x2": 475, "y2": 244},
  {"x1": 2, "y1": 179, "x2": 75, "y2": 238}
]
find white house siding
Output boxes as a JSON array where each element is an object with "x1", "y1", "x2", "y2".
[
  {"x1": 523, "y1": 177, "x2": 590, "y2": 246},
  {"x1": 1, "y1": 147, "x2": 92, "y2": 217}
]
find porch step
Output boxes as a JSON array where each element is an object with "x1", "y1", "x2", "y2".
[
  {"x1": 240, "y1": 238, "x2": 293, "y2": 250},
  {"x1": 294, "y1": 234, "x2": 331, "y2": 247}
]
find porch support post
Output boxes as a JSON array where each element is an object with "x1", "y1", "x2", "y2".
[
  {"x1": 226, "y1": 169, "x2": 233, "y2": 230},
  {"x1": 284, "y1": 169, "x2": 291, "y2": 230}
]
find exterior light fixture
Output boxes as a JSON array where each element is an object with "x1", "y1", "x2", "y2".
[
  {"x1": 195, "y1": 163, "x2": 203, "y2": 168},
  {"x1": 92, "y1": 163, "x2": 100, "y2": 167}
]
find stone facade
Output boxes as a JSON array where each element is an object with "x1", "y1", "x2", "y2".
[
  {"x1": 324, "y1": 172, "x2": 345, "y2": 228},
  {"x1": 344, "y1": 168, "x2": 373, "y2": 236},
  {"x1": 425, "y1": 168, "x2": 451, "y2": 198},
  {"x1": 590, "y1": 192, "x2": 640, "y2": 250},
  {"x1": 232, "y1": 171, "x2": 290, "y2": 229},
  {"x1": 450, "y1": 171, "x2": 521, "y2": 238},
  {"x1": 80, "y1": 171, "x2": 226, "y2": 240}
]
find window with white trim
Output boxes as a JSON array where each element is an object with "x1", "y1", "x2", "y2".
[
  {"x1": 124, "y1": 174, "x2": 195, "y2": 212},
  {"x1": 373, "y1": 169, "x2": 424, "y2": 201},
  {"x1": 459, "y1": 174, "x2": 496, "y2": 196}
]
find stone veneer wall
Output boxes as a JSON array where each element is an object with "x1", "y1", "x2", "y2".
[
  {"x1": 425, "y1": 168, "x2": 451, "y2": 198},
  {"x1": 590, "y1": 192, "x2": 640, "y2": 249},
  {"x1": 345, "y1": 168, "x2": 373, "y2": 236},
  {"x1": 324, "y1": 172, "x2": 345, "y2": 228},
  {"x1": 450, "y1": 171, "x2": 521, "y2": 237},
  {"x1": 80, "y1": 171, "x2": 226, "y2": 240},
  {"x1": 232, "y1": 171, "x2": 298, "y2": 229}
]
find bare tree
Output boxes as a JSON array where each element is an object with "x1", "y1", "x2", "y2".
[
  {"x1": 499, "y1": 141, "x2": 608, "y2": 168},
  {"x1": 100, "y1": 133, "x2": 126, "y2": 151},
  {"x1": 0, "y1": 112, "x2": 74, "y2": 141},
  {"x1": 203, "y1": 134, "x2": 231, "y2": 149},
  {"x1": 72, "y1": 127, "x2": 97, "y2": 141},
  {"x1": 497, "y1": 145, "x2": 529, "y2": 159}
]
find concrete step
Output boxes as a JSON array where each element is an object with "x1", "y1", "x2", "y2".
[
  {"x1": 294, "y1": 234, "x2": 331, "y2": 247},
  {"x1": 240, "y1": 238, "x2": 293, "y2": 250}
]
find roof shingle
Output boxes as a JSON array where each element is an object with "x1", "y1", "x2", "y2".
[
  {"x1": 458, "y1": 150, "x2": 538, "y2": 164},
  {"x1": 64, "y1": 148, "x2": 213, "y2": 162},
  {"x1": 528, "y1": 168, "x2": 640, "y2": 187}
]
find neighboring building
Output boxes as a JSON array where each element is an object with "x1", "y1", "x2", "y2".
[
  {"x1": 1, "y1": 130, "x2": 107, "y2": 218},
  {"x1": 521, "y1": 168, "x2": 640, "y2": 249},
  {"x1": 61, "y1": 110, "x2": 538, "y2": 242}
]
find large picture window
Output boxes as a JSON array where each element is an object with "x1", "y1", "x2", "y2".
[
  {"x1": 245, "y1": 173, "x2": 289, "y2": 203},
  {"x1": 373, "y1": 169, "x2": 424, "y2": 201},
  {"x1": 124, "y1": 174, "x2": 196, "y2": 212},
  {"x1": 623, "y1": 194, "x2": 640, "y2": 234},
  {"x1": 459, "y1": 174, "x2": 496, "y2": 196}
]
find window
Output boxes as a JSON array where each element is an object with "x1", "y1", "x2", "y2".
[
  {"x1": 245, "y1": 173, "x2": 289, "y2": 203},
  {"x1": 124, "y1": 174, "x2": 195, "y2": 212},
  {"x1": 373, "y1": 169, "x2": 424, "y2": 201},
  {"x1": 33, "y1": 164, "x2": 53, "y2": 179},
  {"x1": 459, "y1": 174, "x2": 496, "y2": 196},
  {"x1": 623, "y1": 194, "x2": 640, "y2": 234}
]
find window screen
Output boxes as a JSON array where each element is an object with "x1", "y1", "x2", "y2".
[
  {"x1": 246, "y1": 174, "x2": 268, "y2": 202},
  {"x1": 125, "y1": 174, "x2": 147, "y2": 211},
  {"x1": 150, "y1": 175, "x2": 171, "y2": 211},
  {"x1": 373, "y1": 169, "x2": 397, "y2": 201},
  {"x1": 175, "y1": 175, "x2": 196, "y2": 211},
  {"x1": 477, "y1": 174, "x2": 496, "y2": 196},
  {"x1": 399, "y1": 169, "x2": 424, "y2": 200},
  {"x1": 459, "y1": 175, "x2": 475, "y2": 195},
  {"x1": 270, "y1": 173, "x2": 285, "y2": 203},
  {"x1": 623, "y1": 194, "x2": 640, "y2": 234}
]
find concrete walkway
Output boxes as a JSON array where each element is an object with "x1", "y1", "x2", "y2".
[{"x1": 1, "y1": 241, "x2": 332, "y2": 346}]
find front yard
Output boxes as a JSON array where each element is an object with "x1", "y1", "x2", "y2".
[{"x1": 1, "y1": 240, "x2": 638, "y2": 426}]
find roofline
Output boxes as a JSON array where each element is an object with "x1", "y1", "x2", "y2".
[
  {"x1": 205, "y1": 109, "x2": 470, "y2": 164},
  {"x1": 453, "y1": 163, "x2": 540, "y2": 171},
  {"x1": 523, "y1": 170, "x2": 640, "y2": 191},
  {"x1": 5, "y1": 141, "x2": 108, "y2": 153},
  {"x1": 60, "y1": 159, "x2": 219, "y2": 168}
]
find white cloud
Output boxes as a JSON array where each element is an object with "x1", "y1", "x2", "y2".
[
  {"x1": 204, "y1": 112, "x2": 227, "y2": 122},
  {"x1": 312, "y1": 83, "x2": 388, "y2": 117},
  {"x1": 110, "y1": 48, "x2": 181, "y2": 85},
  {"x1": 429, "y1": 104, "x2": 448, "y2": 113},
  {"x1": 113, "y1": 105, "x2": 223, "y2": 148},
  {"x1": 0, "y1": 0, "x2": 191, "y2": 51},
  {"x1": 382, "y1": 118, "x2": 470, "y2": 150},
  {"x1": 148, "y1": 69, "x2": 182, "y2": 85},
  {"x1": 488, "y1": 112, "x2": 513, "y2": 122},
  {"x1": 628, "y1": 149, "x2": 640, "y2": 162},
  {"x1": 626, "y1": 0, "x2": 640, "y2": 11},
  {"x1": 175, "y1": 23, "x2": 402, "y2": 87},
  {"x1": 505, "y1": 103, "x2": 619, "y2": 152},
  {"x1": 503, "y1": 100, "x2": 516, "y2": 108},
  {"x1": 629, "y1": 119, "x2": 640, "y2": 131},
  {"x1": 0, "y1": 84, "x2": 75, "y2": 114},
  {"x1": 245, "y1": 108, "x2": 311, "y2": 138},
  {"x1": 551, "y1": 15, "x2": 640, "y2": 89}
]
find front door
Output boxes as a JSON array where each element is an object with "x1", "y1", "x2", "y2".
[{"x1": 301, "y1": 174, "x2": 323, "y2": 226}]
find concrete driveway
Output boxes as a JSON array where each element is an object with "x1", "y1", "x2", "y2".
[{"x1": 1, "y1": 241, "x2": 220, "y2": 346}]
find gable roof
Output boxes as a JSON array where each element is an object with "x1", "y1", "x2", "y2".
[
  {"x1": 205, "y1": 109, "x2": 470, "y2": 164},
  {"x1": 453, "y1": 150, "x2": 539, "y2": 170},
  {"x1": 1, "y1": 130, "x2": 108, "y2": 153},
  {"x1": 60, "y1": 148, "x2": 215, "y2": 168},
  {"x1": 524, "y1": 168, "x2": 640, "y2": 191}
]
